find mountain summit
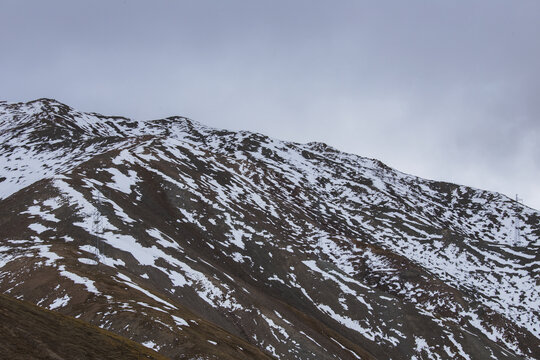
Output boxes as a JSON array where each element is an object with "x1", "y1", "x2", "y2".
[{"x1": 0, "y1": 98, "x2": 538, "y2": 359}]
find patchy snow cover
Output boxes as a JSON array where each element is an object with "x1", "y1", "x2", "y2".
[
  {"x1": 116, "y1": 273, "x2": 177, "y2": 310},
  {"x1": 146, "y1": 228, "x2": 182, "y2": 250},
  {"x1": 104, "y1": 168, "x2": 139, "y2": 194},
  {"x1": 260, "y1": 312, "x2": 289, "y2": 340},
  {"x1": 330, "y1": 338, "x2": 362, "y2": 360},
  {"x1": 49, "y1": 294, "x2": 70, "y2": 310},
  {"x1": 141, "y1": 340, "x2": 160, "y2": 350},
  {"x1": 317, "y1": 303, "x2": 399, "y2": 346},
  {"x1": 78, "y1": 258, "x2": 98, "y2": 266},
  {"x1": 59, "y1": 266, "x2": 100, "y2": 295},
  {"x1": 28, "y1": 223, "x2": 50, "y2": 234},
  {"x1": 23, "y1": 205, "x2": 60, "y2": 223},
  {"x1": 1, "y1": 99, "x2": 539, "y2": 359},
  {"x1": 171, "y1": 315, "x2": 189, "y2": 327}
]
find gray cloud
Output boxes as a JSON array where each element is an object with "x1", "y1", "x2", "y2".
[{"x1": 1, "y1": 0, "x2": 539, "y2": 209}]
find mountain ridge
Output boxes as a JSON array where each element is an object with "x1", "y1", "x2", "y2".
[
  {"x1": 0, "y1": 98, "x2": 538, "y2": 359},
  {"x1": 3, "y1": 97, "x2": 536, "y2": 208}
]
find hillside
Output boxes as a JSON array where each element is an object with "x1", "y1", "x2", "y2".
[
  {"x1": 0, "y1": 98, "x2": 539, "y2": 359},
  {"x1": 0, "y1": 292, "x2": 169, "y2": 360}
]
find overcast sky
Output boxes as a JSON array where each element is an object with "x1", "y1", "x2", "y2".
[{"x1": 1, "y1": 1, "x2": 539, "y2": 210}]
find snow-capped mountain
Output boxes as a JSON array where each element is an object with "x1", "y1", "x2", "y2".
[{"x1": 0, "y1": 98, "x2": 538, "y2": 359}]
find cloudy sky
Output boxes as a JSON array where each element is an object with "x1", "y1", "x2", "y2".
[{"x1": 1, "y1": 1, "x2": 539, "y2": 209}]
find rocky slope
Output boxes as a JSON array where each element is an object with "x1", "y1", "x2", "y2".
[{"x1": 0, "y1": 98, "x2": 538, "y2": 359}]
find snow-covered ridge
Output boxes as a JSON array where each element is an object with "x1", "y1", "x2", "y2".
[{"x1": 0, "y1": 98, "x2": 539, "y2": 359}]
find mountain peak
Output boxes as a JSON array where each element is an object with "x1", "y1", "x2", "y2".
[{"x1": 28, "y1": 97, "x2": 64, "y2": 105}]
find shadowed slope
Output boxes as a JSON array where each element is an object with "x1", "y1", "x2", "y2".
[{"x1": 0, "y1": 292, "x2": 169, "y2": 360}]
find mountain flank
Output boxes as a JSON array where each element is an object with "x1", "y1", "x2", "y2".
[{"x1": 0, "y1": 98, "x2": 539, "y2": 359}]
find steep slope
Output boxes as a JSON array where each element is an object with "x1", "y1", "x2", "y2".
[
  {"x1": 0, "y1": 99, "x2": 538, "y2": 359},
  {"x1": 0, "y1": 292, "x2": 168, "y2": 360}
]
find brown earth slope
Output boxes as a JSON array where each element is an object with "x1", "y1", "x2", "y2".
[{"x1": 0, "y1": 292, "x2": 168, "y2": 360}]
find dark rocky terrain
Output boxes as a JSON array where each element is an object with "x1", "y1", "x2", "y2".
[{"x1": 0, "y1": 98, "x2": 538, "y2": 359}]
